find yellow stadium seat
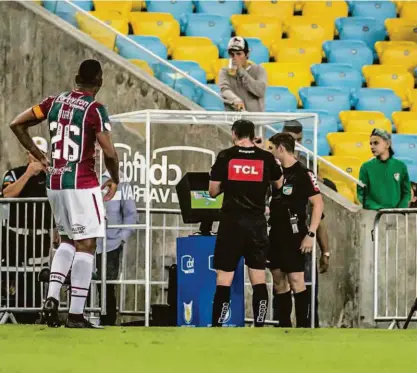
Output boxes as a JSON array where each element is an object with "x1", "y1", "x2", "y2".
[
  {"x1": 76, "y1": 13, "x2": 128, "y2": 49},
  {"x1": 247, "y1": 1, "x2": 295, "y2": 21},
  {"x1": 385, "y1": 18, "x2": 417, "y2": 43},
  {"x1": 172, "y1": 44, "x2": 219, "y2": 81},
  {"x1": 88, "y1": 11, "x2": 127, "y2": 21},
  {"x1": 333, "y1": 180, "x2": 356, "y2": 203},
  {"x1": 301, "y1": 1, "x2": 348, "y2": 20},
  {"x1": 393, "y1": 1, "x2": 405, "y2": 12},
  {"x1": 213, "y1": 59, "x2": 229, "y2": 84},
  {"x1": 93, "y1": 1, "x2": 133, "y2": 16},
  {"x1": 129, "y1": 59, "x2": 154, "y2": 76},
  {"x1": 271, "y1": 40, "x2": 322, "y2": 64},
  {"x1": 284, "y1": 16, "x2": 335, "y2": 43},
  {"x1": 362, "y1": 65, "x2": 414, "y2": 108},
  {"x1": 320, "y1": 156, "x2": 362, "y2": 182},
  {"x1": 175, "y1": 36, "x2": 214, "y2": 47},
  {"x1": 130, "y1": 13, "x2": 180, "y2": 53},
  {"x1": 339, "y1": 110, "x2": 386, "y2": 126},
  {"x1": 132, "y1": 1, "x2": 145, "y2": 10},
  {"x1": 261, "y1": 62, "x2": 313, "y2": 100},
  {"x1": 408, "y1": 89, "x2": 417, "y2": 112},
  {"x1": 343, "y1": 117, "x2": 392, "y2": 134},
  {"x1": 375, "y1": 41, "x2": 417, "y2": 73},
  {"x1": 230, "y1": 15, "x2": 283, "y2": 50},
  {"x1": 399, "y1": 2, "x2": 417, "y2": 21},
  {"x1": 392, "y1": 111, "x2": 417, "y2": 134},
  {"x1": 327, "y1": 132, "x2": 372, "y2": 160}
]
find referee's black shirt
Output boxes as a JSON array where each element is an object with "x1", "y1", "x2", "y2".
[{"x1": 210, "y1": 145, "x2": 282, "y2": 216}]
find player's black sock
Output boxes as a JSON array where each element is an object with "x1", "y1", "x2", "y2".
[
  {"x1": 252, "y1": 283, "x2": 268, "y2": 327},
  {"x1": 212, "y1": 285, "x2": 231, "y2": 327},
  {"x1": 276, "y1": 291, "x2": 292, "y2": 327},
  {"x1": 294, "y1": 290, "x2": 309, "y2": 328}
]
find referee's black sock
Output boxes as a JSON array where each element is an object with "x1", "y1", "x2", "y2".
[
  {"x1": 276, "y1": 291, "x2": 292, "y2": 328},
  {"x1": 294, "y1": 290, "x2": 309, "y2": 328},
  {"x1": 252, "y1": 283, "x2": 268, "y2": 327},
  {"x1": 212, "y1": 285, "x2": 231, "y2": 327}
]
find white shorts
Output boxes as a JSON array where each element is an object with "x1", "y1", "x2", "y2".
[{"x1": 47, "y1": 187, "x2": 105, "y2": 240}]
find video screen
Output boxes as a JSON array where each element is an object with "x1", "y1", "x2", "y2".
[{"x1": 190, "y1": 191, "x2": 223, "y2": 209}]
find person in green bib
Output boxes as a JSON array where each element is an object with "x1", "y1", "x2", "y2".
[{"x1": 357, "y1": 128, "x2": 411, "y2": 210}]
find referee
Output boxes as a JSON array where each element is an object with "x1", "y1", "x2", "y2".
[
  {"x1": 267, "y1": 133, "x2": 324, "y2": 328},
  {"x1": 209, "y1": 119, "x2": 283, "y2": 327}
]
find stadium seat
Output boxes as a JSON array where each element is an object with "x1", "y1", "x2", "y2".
[
  {"x1": 301, "y1": 130, "x2": 331, "y2": 156},
  {"x1": 323, "y1": 40, "x2": 373, "y2": 73},
  {"x1": 213, "y1": 59, "x2": 228, "y2": 84},
  {"x1": 220, "y1": 38, "x2": 269, "y2": 64},
  {"x1": 375, "y1": 41, "x2": 417, "y2": 74},
  {"x1": 88, "y1": 10, "x2": 127, "y2": 21},
  {"x1": 195, "y1": 0, "x2": 244, "y2": 18},
  {"x1": 392, "y1": 112, "x2": 417, "y2": 134},
  {"x1": 76, "y1": 13, "x2": 128, "y2": 49},
  {"x1": 391, "y1": 134, "x2": 417, "y2": 160},
  {"x1": 284, "y1": 16, "x2": 335, "y2": 44},
  {"x1": 342, "y1": 114, "x2": 392, "y2": 134},
  {"x1": 199, "y1": 84, "x2": 224, "y2": 111},
  {"x1": 271, "y1": 40, "x2": 322, "y2": 65},
  {"x1": 362, "y1": 65, "x2": 414, "y2": 108},
  {"x1": 93, "y1": 0, "x2": 133, "y2": 16},
  {"x1": 327, "y1": 132, "x2": 372, "y2": 160},
  {"x1": 299, "y1": 87, "x2": 352, "y2": 120},
  {"x1": 408, "y1": 89, "x2": 417, "y2": 112},
  {"x1": 43, "y1": 0, "x2": 93, "y2": 26},
  {"x1": 172, "y1": 42, "x2": 219, "y2": 81},
  {"x1": 332, "y1": 180, "x2": 356, "y2": 203},
  {"x1": 349, "y1": 1, "x2": 397, "y2": 22},
  {"x1": 295, "y1": 109, "x2": 339, "y2": 134},
  {"x1": 132, "y1": 1, "x2": 145, "y2": 10},
  {"x1": 385, "y1": 18, "x2": 417, "y2": 43},
  {"x1": 335, "y1": 17, "x2": 386, "y2": 53},
  {"x1": 145, "y1": 0, "x2": 193, "y2": 22},
  {"x1": 182, "y1": 14, "x2": 232, "y2": 56},
  {"x1": 130, "y1": 12, "x2": 180, "y2": 53},
  {"x1": 352, "y1": 88, "x2": 402, "y2": 121},
  {"x1": 129, "y1": 59, "x2": 154, "y2": 76},
  {"x1": 339, "y1": 110, "x2": 386, "y2": 127},
  {"x1": 116, "y1": 35, "x2": 167, "y2": 66},
  {"x1": 311, "y1": 63, "x2": 363, "y2": 90},
  {"x1": 247, "y1": 0, "x2": 295, "y2": 20},
  {"x1": 261, "y1": 63, "x2": 313, "y2": 100},
  {"x1": 399, "y1": 2, "x2": 417, "y2": 21},
  {"x1": 320, "y1": 156, "x2": 362, "y2": 183},
  {"x1": 230, "y1": 15, "x2": 283, "y2": 50},
  {"x1": 302, "y1": 1, "x2": 348, "y2": 20},
  {"x1": 265, "y1": 86, "x2": 297, "y2": 113}
]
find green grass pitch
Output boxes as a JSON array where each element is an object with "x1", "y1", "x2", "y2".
[{"x1": 0, "y1": 326, "x2": 415, "y2": 373}]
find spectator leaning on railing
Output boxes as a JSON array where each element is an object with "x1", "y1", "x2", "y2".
[
  {"x1": 357, "y1": 129, "x2": 411, "y2": 210},
  {"x1": 219, "y1": 36, "x2": 267, "y2": 112}
]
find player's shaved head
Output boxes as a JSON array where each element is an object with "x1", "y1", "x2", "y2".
[{"x1": 76, "y1": 59, "x2": 103, "y2": 89}]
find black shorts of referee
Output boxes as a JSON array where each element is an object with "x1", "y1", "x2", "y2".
[{"x1": 214, "y1": 214, "x2": 269, "y2": 272}]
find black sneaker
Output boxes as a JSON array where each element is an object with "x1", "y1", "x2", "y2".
[
  {"x1": 65, "y1": 313, "x2": 104, "y2": 329},
  {"x1": 40, "y1": 297, "x2": 60, "y2": 327}
]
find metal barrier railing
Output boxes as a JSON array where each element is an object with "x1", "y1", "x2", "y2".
[{"x1": 373, "y1": 208, "x2": 417, "y2": 329}]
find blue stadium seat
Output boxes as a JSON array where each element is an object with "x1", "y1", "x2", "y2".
[
  {"x1": 323, "y1": 41, "x2": 373, "y2": 73},
  {"x1": 221, "y1": 38, "x2": 269, "y2": 64},
  {"x1": 349, "y1": 1, "x2": 397, "y2": 22},
  {"x1": 302, "y1": 130, "x2": 332, "y2": 156},
  {"x1": 154, "y1": 60, "x2": 207, "y2": 87},
  {"x1": 397, "y1": 157, "x2": 417, "y2": 181},
  {"x1": 352, "y1": 88, "x2": 402, "y2": 121},
  {"x1": 43, "y1": 0, "x2": 93, "y2": 26},
  {"x1": 335, "y1": 17, "x2": 386, "y2": 54},
  {"x1": 311, "y1": 63, "x2": 363, "y2": 90},
  {"x1": 265, "y1": 87, "x2": 297, "y2": 112},
  {"x1": 198, "y1": 84, "x2": 224, "y2": 111},
  {"x1": 116, "y1": 35, "x2": 167, "y2": 66},
  {"x1": 145, "y1": 0, "x2": 193, "y2": 22},
  {"x1": 195, "y1": 0, "x2": 244, "y2": 18},
  {"x1": 299, "y1": 87, "x2": 352, "y2": 123},
  {"x1": 296, "y1": 109, "x2": 339, "y2": 134},
  {"x1": 182, "y1": 14, "x2": 232, "y2": 56},
  {"x1": 391, "y1": 135, "x2": 417, "y2": 161}
]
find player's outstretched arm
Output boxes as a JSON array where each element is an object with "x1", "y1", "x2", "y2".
[
  {"x1": 10, "y1": 108, "x2": 49, "y2": 168},
  {"x1": 97, "y1": 131, "x2": 119, "y2": 201}
]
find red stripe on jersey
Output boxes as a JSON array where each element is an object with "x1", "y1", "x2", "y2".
[
  {"x1": 92, "y1": 193, "x2": 101, "y2": 224},
  {"x1": 228, "y1": 159, "x2": 264, "y2": 182}
]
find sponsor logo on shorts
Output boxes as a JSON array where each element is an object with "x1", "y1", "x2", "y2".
[
  {"x1": 181, "y1": 255, "x2": 195, "y2": 274},
  {"x1": 71, "y1": 224, "x2": 86, "y2": 235},
  {"x1": 183, "y1": 301, "x2": 193, "y2": 325},
  {"x1": 48, "y1": 166, "x2": 73, "y2": 175},
  {"x1": 228, "y1": 159, "x2": 264, "y2": 182}
]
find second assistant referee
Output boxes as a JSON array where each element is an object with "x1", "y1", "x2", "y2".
[{"x1": 209, "y1": 119, "x2": 283, "y2": 327}]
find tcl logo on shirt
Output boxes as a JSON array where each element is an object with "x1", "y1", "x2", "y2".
[{"x1": 228, "y1": 159, "x2": 264, "y2": 182}]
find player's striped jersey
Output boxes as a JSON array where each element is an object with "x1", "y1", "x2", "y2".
[{"x1": 32, "y1": 90, "x2": 111, "y2": 190}]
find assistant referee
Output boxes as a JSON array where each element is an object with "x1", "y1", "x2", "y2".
[{"x1": 209, "y1": 119, "x2": 283, "y2": 327}]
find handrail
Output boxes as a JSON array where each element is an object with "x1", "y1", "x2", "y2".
[{"x1": 60, "y1": 0, "x2": 225, "y2": 103}]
